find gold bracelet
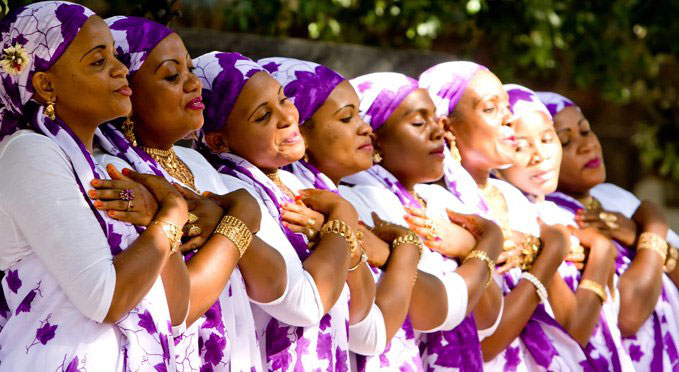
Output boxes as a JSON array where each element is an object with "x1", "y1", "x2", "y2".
[
  {"x1": 665, "y1": 243, "x2": 678, "y2": 273},
  {"x1": 463, "y1": 250, "x2": 495, "y2": 288},
  {"x1": 579, "y1": 279, "x2": 607, "y2": 303},
  {"x1": 348, "y1": 247, "x2": 367, "y2": 272},
  {"x1": 151, "y1": 220, "x2": 182, "y2": 254},
  {"x1": 638, "y1": 232, "x2": 668, "y2": 262},
  {"x1": 519, "y1": 235, "x2": 542, "y2": 271},
  {"x1": 320, "y1": 219, "x2": 358, "y2": 255},
  {"x1": 214, "y1": 215, "x2": 253, "y2": 258},
  {"x1": 392, "y1": 232, "x2": 423, "y2": 260}
]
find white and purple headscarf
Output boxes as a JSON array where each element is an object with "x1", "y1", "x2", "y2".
[
  {"x1": 0, "y1": 3, "x2": 176, "y2": 371},
  {"x1": 259, "y1": 57, "x2": 344, "y2": 124},
  {"x1": 106, "y1": 16, "x2": 173, "y2": 77},
  {"x1": 418, "y1": 61, "x2": 488, "y2": 118},
  {"x1": 535, "y1": 91, "x2": 575, "y2": 118},
  {"x1": 505, "y1": 84, "x2": 551, "y2": 122},
  {"x1": 349, "y1": 72, "x2": 419, "y2": 131}
]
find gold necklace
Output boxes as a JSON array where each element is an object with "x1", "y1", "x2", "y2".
[
  {"x1": 479, "y1": 182, "x2": 512, "y2": 239},
  {"x1": 411, "y1": 191, "x2": 426, "y2": 209},
  {"x1": 141, "y1": 146, "x2": 198, "y2": 192},
  {"x1": 578, "y1": 195, "x2": 602, "y2": 211},
  {"x1": 266, "y1": 170, "x2": 296, "y2": 201}
]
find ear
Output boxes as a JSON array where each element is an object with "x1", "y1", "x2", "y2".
[
  {"x1": 31, "y1": 71, "x2": 56, "y2": 104},
  {"x1": 205, "y1": 131, "x2": 230, "y2": 153}
]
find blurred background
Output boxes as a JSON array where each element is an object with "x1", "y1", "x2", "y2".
[{"x1": 4, "y1": 0, "x2": 679, "y2": 225}]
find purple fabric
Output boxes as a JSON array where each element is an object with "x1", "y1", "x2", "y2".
[
  {"x1": 418, "y1": 61, "x2": 488, "y2": 117},
  {"x1": 349, "y1": 72, "x2": 419, "y2": 131},
  {"x1": 504, "y1": 84, "x2": 551, "y2": 122},
  {"x1": 193, "y1": 51, "x2": 265, "y2": 133},
  {"x1": 105, "y1": 16, "x2": 173, "y2": 77},
  {"x1": 535, "y1": 91, "x2": 575, "y2": 118},
  {"x1": 259, "y1": 57, "x2": 345, "y2": 124}
]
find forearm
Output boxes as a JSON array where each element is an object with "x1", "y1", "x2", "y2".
[
  {"x1": 618, "y1": 249, "x2": 663, "y2": 336},
  {"x1": 473, "y1": 280, "x2": 502, "y2": 330},
  {"x1": 185, "y1": 235, "x2": 240, "y2": 326},
  {"x1": 303, "y1": 233, "x2": 352, "y2": 313},
  {"x1": 160, "y1": 251, "x2": 191, "y2": 326},
  {"x1": 456, "y1": 231, "x2": 502, "y2": 314},
  {"x1": 374, "y1": 244, "x2": 418, "y2": 340},
  {"x1": 408, "y1": 271, "x2": 448, "y2": 331},
  {"x1": 239, "y1": 236, "x2": 287, "y2": 303},
  {"x1": 347, "y1": 262, "x2": 376, "y2": 326}
]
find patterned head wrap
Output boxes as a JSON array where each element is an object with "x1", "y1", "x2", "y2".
[
  {"x1": 259, "y1": 57, "x2": 345, "y2": 124},
  {"x1": 193, "y1": 51, "x2": 265, "y2": 133},
  {"x1": 504, "y1": 84, "x2": 551, "y2": 122},
  {"x1": 535, "y1": 91, "x2": 575, "y2": 118},
  {"x1": 418, "y1": 61, "x2": 488, "y2": 118},
  {"x1": 105, "y1": 16, "x2": 173, "y2": 77},
  {"x1": 349, "y1": 72, "x2": 419, "y2": 131}
]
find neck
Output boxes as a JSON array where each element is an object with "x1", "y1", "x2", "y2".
[
  {"x1": 58, "y1": 112, "x2": 97, "y2": 153},
  {"x1": 564, "y1": 188, "x2": 591, "y2": 202},
  {"x1": 135, "y1": 123, "x2": 178, "y2": 151},
  {"x1": 462, "y1": 157, "x2": 491, "y2": 187}
]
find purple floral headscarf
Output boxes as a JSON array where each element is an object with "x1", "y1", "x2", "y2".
[
  {"x1": 259, "y1": 57, "x2": 344, "y2": 124},
  {"x1": 350, "y1": 72, "x2": 419, "y2": 131},
  {"x1": 0, "y1": 2, "x2": 176, "y2": 370},
  {"x1": 193, "y1": 51, "x2": 265, "y2": 133},
  {"x1": 105, "y1": 16, "x2": 173, "y2": 77},
  {"x1": 418, "y1": 61, "x2": 488, "y2": 118},
  {"x1": 535, "y1": 91, "x2": 575, "y2": 118},
  {"x1": 504, "y1": 84, "x2": 551, "y2": 122}
]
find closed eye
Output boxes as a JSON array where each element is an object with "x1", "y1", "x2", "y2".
[
  {"x1": 165, "y1": 73, "x2": 180, "y2": 82},
  {"x1": 255, "y1": 111, "x2": 271, "y2": 122}
]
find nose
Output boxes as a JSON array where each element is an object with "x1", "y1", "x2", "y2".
[
  {"x1": 184, "y1": 71, "x2": 202, "y2": 93},
  {"x1": 430, "y1": 120, "x2": 444, "y2": 141},
  {"x1": 276, "y1": 102, "x2": 298, "y2": 129},
  {"x1": 357, "y1": 118, "x2": 372, "y2": 136},
  {"x1": 111, "y1": 55, "x2": 129, "y2": 79},
  {"x1": 576, "y1": 135, "x2": 597, "y2": 155},
  {"x1": 501, "y1": 104, "x2": 513, "y2": 127}
]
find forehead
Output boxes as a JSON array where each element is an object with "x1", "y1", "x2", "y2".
[
  {"x1": 325, "y1": 80, "x2": 357, "y2": 106},
  {"x1": 514, "y1": 111, "x2": 553, "y2": 136},
  {"x1": 236, "y1": 71, "x2": 280, "y2": 109},
  {"x1": 553, "y1": 106, "x2": 583, "y2": 129},
  {"x1": 143, "y1": 33, "x2": 185, "y2": 66},
  {"x1": 396, "y1": 88, "x2": 435, "y2": 114},
  {"x1": 464, "y1": 70, "x2": 504, "y2": 104},
  {"x1": 61, "y1": 15, "x2": 111, "y2": 59}
]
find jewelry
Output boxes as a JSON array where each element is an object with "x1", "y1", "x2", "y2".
[
  {"x1": 348, "y1": 248, "x2": 367, "y2": 272},
  {"x1": 392, "y1": 231, "x2": 423, "y2": 260},
  {"x1": 122, "y1": 116, "x2": 137, "y2": 146},
  {"x1": 463, "y1": 250, "x2": 495, "y2": 288},
  {"x1": 151, "y1": 220, "x2": 182, "y2": 253},
  {"x1": 519, "y1": 235, "x2": 542, "y2": 271},
  {"x1": 372, "y1": 151, "x2": 382, "y2": 164},
  {"x1": 126, "y1": 200, "x2": 132, "y2": 212},
  {"x1": 305, "y1": 227, "x2": 318, "y2": 241},
  {"x1": 142, "y1": 146, "x2": 198, "y2": 192},
  {"x1": 521, "y1": 272, "x2": 548, "y2": 303},
  {"x1": 303, "y1": 153, "x2": 310, "y2": 162},
  {"x1": 579, "y1": 279, "x2": 607, "y2": 303},
  {"x1": 320, "y1": 219, "x2": 359, "y2": 256},
  {"x1": 187, "y1": 224, "x2": 202, "y2": 236},
  {"x1": 638, "y1": 232, "x2": 668, "y2": 262},
  {"x1": 187, "y1": 212, "x2": 199, "y2": 224},
  {"x1": 599, "y1": 211, "x2": 619, "y2": 229},
  {"x1": 120, "y1": 188, "x2": 135, "y2": 201},
  {"x1": 665, "y1": 243, "x2": 678, "y2": 273},
  {"x1": 306, "y1": 218, "x2": 316, "y2": 228},
  {"x1": 479, "y1": 183, "x2": 511, "y2": 240},
  {"x1": 266, "y1": 170, "x2": 296, "y2": 200},
  {"x1": 449, "y1": 135, "x2": 461, "y2": 162},
  {"x1": 579, "y1": 195, "x2": 602, "y2": 212},
  {"x1": 214, "y1": 215, "x2": 253, "y2": 258},
  {"x1": 44, "y1": 98, "x2": 55, "y2": 121},
  {"x1": 413, "y1": 193, "x2": 427, "y2": 209}
]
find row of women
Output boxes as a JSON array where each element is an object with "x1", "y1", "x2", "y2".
[{"x1": 0, "y1": 2, "x2": 677, "y2": 371}]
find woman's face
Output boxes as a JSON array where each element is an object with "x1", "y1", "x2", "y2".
[
  {"x1": 39, "y1": 15, "x2": 131, "y2": 126},
  {"x1": 499, "y1": 110, "x2": 562, "y2": 197},
  {"x1": 376, "y1": 88, "x2": 446, "y2": 185},
  {"x1": 130, "y1": 33, "x2": 203, "y2": 146},
  {"x1": 301, "y1": 80, "x2": 373, "y2": 181},
  {"x1": 554, "y1": 106, "x2": 606, "y2": 195},
  {"x1": 211, "y1": 71, "x2": 303, "y2": 172},
  {"x1": 446, "y1": 70, "x2": 515, "y2": 172}
]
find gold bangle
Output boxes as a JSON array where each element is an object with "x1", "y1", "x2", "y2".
[
  {"x1": 665, "y1": 243, "x2": 678, "y2": 273},
  {"x1": 463, "y1": 250, "x2": 495, "y2": 288},
  {"x1": 214, "y1": 215, "x2": 252, "y2": 258},
  {"x1": 638, "y1": 232, "x2": 668, "y2": 262},
  {"x1": 151, "y1": 220, "x2": 182, "y2": 254},
  {"x1": 579, "y1": 279, "x2": 607, "y2": 303},
  {"x1": 348, "y1": 247, "x2": 367, "y2": 272},
  {"x1": 320, "y1": 219, "x2": 358, "y2": 255},
  {"x1": 519, "y1": 235, "x2": 542, "y2": 271},
  {"x1": 392, "y1": 232, "x2": 423, "y2": 260}
]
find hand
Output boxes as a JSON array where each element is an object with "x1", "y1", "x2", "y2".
[
  {"x1": 280, "y1": 200, "x2": 325, "y2": 241},
  {"x1": 403, "y1": 207, "x2": 477, "y2": 259},
  {"x1": 120, "y1": 167, "x2": 188, "y2": 226},
  {"x1": 568, "y1": 226, "x2": 617, "y2": 263},
  {"x1": 370, "y1": 212, "x2": 411, "y2": 244},
  {"x1": 298, "y1": 189, "x2": 357, "y2": 227},
  {"x1": 576, "y1": 209, "x2": 636, "y2": 246},
  {"x1": 205, "y1": 189, "x2": 262, "y2": 233},
  {"x1": 89, "y1": 164, "x2": 159, "y2": 226},
  {"x1": 358, "y1": 222, "x2": 390, "y2": 268},
  {"x1": 173, "y1": 185, "x2": 223, "y2": 253},
  {"x1": 495, "y1": 230, "x2": 526, "y2": 274}
]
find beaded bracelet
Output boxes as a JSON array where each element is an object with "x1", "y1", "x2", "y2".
[
  {"x1": 579, "y1": 279, "x2": 607, "y2": 303},
  {"x1": 214, "y1": 215, "x2": 252, "y2": 258},
  {"x1": 463, "y1": 250, "x2": 495, "y2": 288},
  {"x1": 665, "y1": 244, "x2": 678, "y2": 273},
  {"x1": 521, "y1": 272, "x2": 548, "y2": 304}
]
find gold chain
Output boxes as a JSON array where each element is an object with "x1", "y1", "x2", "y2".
[
  {"x1": 578, "y1": 195, "x2": 602, "y2": 212},
  {"x1": 141, "y1": 146, "x2": 198, "y2": 192},
  {"x1": 267, "y1": 170, "x2": 297, "y2": 200}
]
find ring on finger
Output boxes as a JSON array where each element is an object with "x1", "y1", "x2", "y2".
[
  {"x1": 424, "y1": 219, "x2": 434, "y2": 229},
  {"x1": 188, "y1": 224, "x2": 202, "y2": 236},
  {"x1": 188, "y1": 212, "x2": 199, "y2": 224},
  {"x1": 126, "y1": 200, "x2": 132, "y2": 212},
  {"x1": 305, "y1": 227, "x2": 317, "y2": 240},
  {"x1": 120, "y1": 188, "x2": 135, "y2": 201},
  {"x1": 306, "y1": 218, "x2": 316, "y2": 228},
  {"x1": 599, "y1": 212, "x2": 618, "y2": 223}
]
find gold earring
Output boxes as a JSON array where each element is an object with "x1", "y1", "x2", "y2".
[
  {"x1": 122, "y1": 116, "x2": 137, "y2": 147},
  {"x1": 372, "y1": 151, "x2": 382, "y2": 164},
  {"x1": 44, "y1": 98, "x2": 55, "y2": 121},
  {"x1": 450, "y1": 136, "x2": 461, "y2": 163},
  {"x1": 303, "y1": 153, "x2": 309, "y2": 162},
  {"x1": 218, "y1": 144, "x2": 230, "y2": 153}
]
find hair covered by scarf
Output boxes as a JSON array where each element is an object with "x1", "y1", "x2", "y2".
[
  {"x1": 504, "y1": 83, "x2": 551, "y2": 123},
  {"x1": 105, "y1": 16, "x2": 173, "y2": 77},
  {"x1": 418, "y1": 61, "x2": 488, "y2": 118},
  {"x1": 535, "y1": 91, "x2": 575, "y2": 118},
  {"x1": 349, "y1": 72, "x2": 419, "y2": 131}
]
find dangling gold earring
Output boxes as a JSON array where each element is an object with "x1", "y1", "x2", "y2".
[
  {"x1": 372, "y1": 151, "x2": 382, "y2": 164},
  {"x1": 450, "y1": 136, "x2": 461, "y2": 163},
  {"x1": 218, "y1": 144, "x2": 230, "y2": 153},
  {"x1": 303, "y1": 153, "x2": 309, "y2": 162},
  {"x1": 122, "y1": 116, "x2": 137, "y2": 147},
  {"x1": 44, "y1": 98, "x2": 56, "y2": 121}
]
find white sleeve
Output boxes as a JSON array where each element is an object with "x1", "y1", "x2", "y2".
[
  {"x1": 477, "y1": 289, "x2": 504, "y2": 341},
  {"x1": 348, "y1": 302, "x2": 388, "y2": 356},
  {"x1": 220, "y1": 175, "x2": 325, "y2": 327},
  {"x1": 0, "y1": 134, "x2": 116, "y2": 322},
  {"x1": 667, "y1": 229, "x2": 679, "y2": 248},
  {"x1": 416, "y1": 270, "x2": 468, "y2": 332}
]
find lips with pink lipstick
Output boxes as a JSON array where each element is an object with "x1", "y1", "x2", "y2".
[
  {"x1": 357, "y1": 141, "x2": 373, "y2": 152},
  {"x1": 115, "y1": 85, "x2": 132, "y2": 97},
  {"x1": 282, "y1": 130, "x2": 302, "y2": 145},
  {"x1": 185, "y1": 96, "x2": 205, "y2": 110},
  {"x1": 531, "y1": 169, "x2": 556, "y2": 184},
  {"x1": 584, "y1": 157, "x2": 602, "y2": 169},
  {"x1": 429, "y1": 144, "x2": 445, "y2": 159},
  {"x1": 499, "y1": 125, "x2": 517, "y2": 147}
]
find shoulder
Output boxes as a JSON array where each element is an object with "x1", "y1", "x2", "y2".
[
  {"x1": 92, "y1": 148, "x2": 132, "y2": 170},
  {"x1": 591, "y1": 183, "x2": 638, "y2": 202},
  {"x1": 0, "y1": 131, "x2": 74, "y2": 184}
]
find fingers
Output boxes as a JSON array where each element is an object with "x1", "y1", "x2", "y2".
[
  {"x1": 282, "y1": 221, "x2": 308, "y2": 234},
  {"x1": 424, "y1": 239, "x2": 442, "y2": 251},
  {"x1": 106, "y1": 209, "x2": 134, "y2": 221},
  {"x1": 179, "y1": 236, "x2": 206, "y2": 253},
  {"x1": 105, "y1": 164, "x2": 126, "y2": 181},
  {"x1": 91, "y1": 178, "x2": 128, "y2": 190},
  {"x1": 88, "y1": 188, "x2": 125, "y2": 200},
  {"x1": 403, "y1": 214, "x2": 430, "y2": 229},
  {"x1": 405, "y1": 206, "x2": 427, "y2": 218},
  {"x1": 564, "y1": 252, "x2": 586, "y2": 263},
  {"x1": 94, "y1": 199, "x2": 135, "y2": 212},
  {"x1": 281, "y1": 210, "x2": 314, "y2": 228},
  {"x1": 173, "y1": 183, "x2": 200, "y2": 200},
  {"x1": 371, "y1": 212, "x2": 385, "y2": 227}
]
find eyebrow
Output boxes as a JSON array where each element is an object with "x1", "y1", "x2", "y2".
[
  {"x1": 556, "y1": 128, "x2": 571, "y2": 134},
  {"x1": 80, "y1": 45, "x2": 105, "y2": 61},
  {"x1": 334, "y1": 104, "x2": 355, "y2": 115},
  {"x1": 154, "y1": 59, "x2": 180, "y2": 74},
  {"x1": 577, "y1": 117, "x2": 587, "y2": 126}
]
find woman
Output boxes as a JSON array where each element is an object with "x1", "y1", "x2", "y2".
[
  {"x1": 498, "y1": 83, "x2": 635, "y2": 370},
  {"x1": 538, "y1": 91, "x2": 679, "y2": 370},
  {"x1": 419, "y1": 62, "x2": 588, "y2": 370},
  {"x1": 342, "y1": 71, "x2": 507, "y2": 371},
  {"x1": 0, "y1": 2, "x2": 189, "y2": 370},
  {"x1": 260, "y1": 57, "x2": 489, "y2": 370},
  {"x1": 193, "y1": 51, "x2": 376, "y2": 371},
  {"x1": 90, "y1": 16, "x2": 284, "y2": 371}
]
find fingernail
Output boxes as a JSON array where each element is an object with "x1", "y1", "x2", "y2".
[
  {"x1": 91, "y1": 179, "x2": 99, "y2": 186},
  {"x1": 108, "y1": 210, "x2": 115, "y2": 217},
  {"x1": 88, "y1": 190, "x2": 97, "y2": 198},
  {"x1": 295, "y1": 195, "x2": 302, "y2": 201},
  {"x1": 122, "y1": 168, "x2": 131, "y2": 175},
  {"x1": 202, "y1": 191, "x2": 211, "y2": 197},
  {"x1": 94, "y1": 201, "x2": 103, "y2": 208}
]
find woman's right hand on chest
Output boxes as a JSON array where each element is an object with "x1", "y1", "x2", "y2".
[{"x1": 120, "y1": 167, "x2": 188, "y2": 227}]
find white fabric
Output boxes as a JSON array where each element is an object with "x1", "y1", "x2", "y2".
[
  {"x1": 591, "y1": 182, "x2": 679, "y2": 247},
  {"x1": 95, "y1": 146, "x2": 262, "y2": 372}
]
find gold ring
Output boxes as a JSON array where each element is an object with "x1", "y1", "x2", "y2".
[
  {"x1": 305, "y1": 227, "x2": 317, "y2": 240},
  {"x1": 126, "y1": 200, "x2": 132, "y2": 212},
  {"x1": 599, "y1": 212, "x2": 618, "y2": 223},
  {"x1": 188, "y1": 212, "x2": 199, "y2": 224},
  {"x1": 188, "y1": 224, "x2": 202, "y2": 236},
  {"x1": 306, "y1": 218, "x2": 316, "y2": 228},
  {"x1": 424, "y1": 219, "x2": 434, "y2": 229}
]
